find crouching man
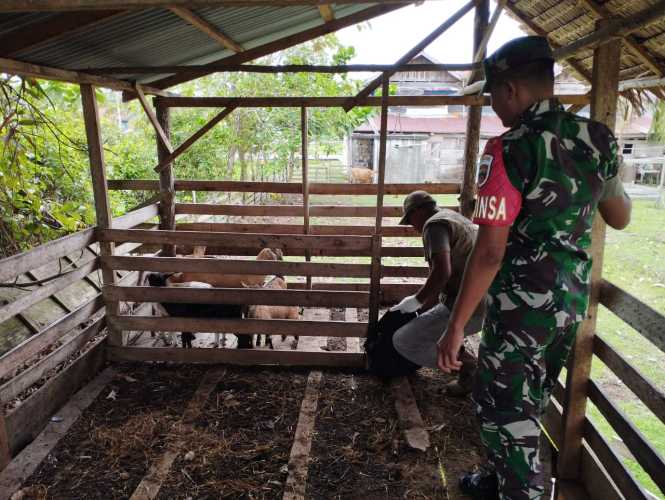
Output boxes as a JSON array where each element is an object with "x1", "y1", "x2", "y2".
[{"x1": 391, "y1": 190, "x2": 486, "y2": 395}]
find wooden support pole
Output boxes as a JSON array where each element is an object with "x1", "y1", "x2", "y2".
[
  {"x1": 460, "y1": 0, "x2": 489, "y2": 218},
  {"x1": 368, "y1": 74, "x2": 390, "y2": 327},
  {"x1": 559, "y1": 20, "x2": 621, "y2": 481},
  {"x1": 344, "y1": 0, "x2": 475, "y2": 112},
  {"x1": 301, "y1": 106, "x2": 312, "y2": 290},
  {"x1": 155, "y1": 98, "x2": 176, "y2": 257},
  {"x1": 80, "y1": 83, "x2": 122, "y2": 346},
  {"x1": 0, "y1": 414, "x2": 9, "y2": 472}
]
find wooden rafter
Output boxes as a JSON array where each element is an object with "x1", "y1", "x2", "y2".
[
  {"x1": 135, "y1": 84, "x2": 173, "y2": 153},
  {"x1": 472, "y1": 0, "x2": 505, "y2": 65},
  {"x1": 0, "y1": 10, "x2": 124, "y2": 57},
  {"x1": 0, "y1": 56, "x2": 169, "y2": 95},
  {"x1": 82, "y1": 62, "x2": 481, "y2": 75},
  {"x1": 154, "y1": 106, "x2": 236, "y2": 172},
  {"x1": 578, "y1": 0, "x2": 665, "y2": 77},
  {"x1": 0, "y1": 0, "x2": 416, "y2": 10},
  {"x1": 503, "y1": 2, "x2": 593, "y2": 83},
  {"x1": 554, "y1": 1, "x2": 665, "y2": 61},
  {"x1": 124, "y1": 2, "x2": 411, "y2": 99},
  {"x1": 168, "y1": 6, "x2": 243, "y2": 53},
  {"x1": 318, "y1": 4, "x2": 334, "y2": 22},
  {"x1": 344, "y1": 0, "x2": 475, "y2": 111}
]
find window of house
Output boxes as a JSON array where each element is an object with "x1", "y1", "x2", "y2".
[{"x1": 623, "y1": 143, "x2": 634, "y2": 155}]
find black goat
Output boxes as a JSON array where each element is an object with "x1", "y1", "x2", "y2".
[{"x1": 146, "y1": 272, "x2": 251, "y2": 349}]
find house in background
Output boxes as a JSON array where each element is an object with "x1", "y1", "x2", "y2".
[{"x1": 347, "y1": 55, "x2": 664, "y2": 187}]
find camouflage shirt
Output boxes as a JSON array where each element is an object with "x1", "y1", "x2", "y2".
[{"x1": 472, "y1": 98, "x2": 619, "y2": 328}]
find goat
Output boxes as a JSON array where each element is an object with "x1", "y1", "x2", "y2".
[
  {"x1": 167, "y1": 247, "x2": 283, "y2": 289},
  {"x1": 349, "y1": 167, "x2": 374, "y2": 184},
  {"x1": 146, "y1": 272, "x2": 251, "y2": 349},
  {"x1": 246, "y1": 275, "x2": 300, "y2": 350}
]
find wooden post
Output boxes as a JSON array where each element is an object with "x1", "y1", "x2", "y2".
[
  {"x1": 155, "y1": 97, "x2": 176, "y2": 257},
  {"x1": 460, "y1": 0, "x2": 489, "y2": 218},
  {"x1": 558, "y1": 20, "x2": 621, "y2": 481},
  {"x1": 0, "y1": 413, "x2": 9, "y2": 471},
  {"x1": 80, "y1": 83, "x2": 122, "y2": 346},
  {"x1": 368, "y1": 73, "x2": 389, "y2": 326},
  {"x1": 301, "y1": 106, "x2": 312, "y2": 290}
]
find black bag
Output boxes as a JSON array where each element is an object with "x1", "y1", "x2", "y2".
[{"x1": 365, "y1": 310, "x2": 420, "y2": 377}]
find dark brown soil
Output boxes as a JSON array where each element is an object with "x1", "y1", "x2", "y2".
[
  {"x1": 156, "y1": 366, "x2": 308, "y2": 500},
  {"x1": 24, "y1": 363, "x2": 205, "y2": 500}
]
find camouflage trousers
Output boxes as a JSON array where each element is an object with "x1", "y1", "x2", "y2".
[{"x1": 473, "y1": 318, "x2": 580, "y2": 500}]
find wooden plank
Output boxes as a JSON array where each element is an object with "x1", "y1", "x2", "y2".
[
  {"x1": 0, "y1": 57, "x2": 166, "y2": 95},
  {"x1": 0, "y1": 295, "x2": 104, "y2": 380},
  {"x1": 156, "y1": 94, "x2": 589, "y2": 108},
  {"x1": 0, "y1": 10, "x2": 123, "y2": 57},
  {"x1": 0, "y1": 1, "x2": 417, "y2": 10},
  {"x1": 391, "y1": 377, "x2": 430, "y2": 452},
  {"x1": 104, "y1": 285, "x2": 370, "y2": 308},
  {"x1": 369, "y1": 74, "x2": 389, "y2": 327},
  {"x1": 81, "y1": 83, "x2": 121, "y2": 346},
  {"x1": 587, "y1": 380, "x2": 665, "y2": 491},
  {"x1": 0, "y1": 366, "x2": 115, "y2": 500},
  {"x1": 176, "y1": 221, "x2": 418, "y2": 237},
  {"x1": 4, "y1": 338, "x2": 105, "y2": 457},
  {"x1": 84, "y1": 62, "x2": 482, "y2": 75},
  {"x1": 301, "y1": 106, "x2": 311, "y2": 290},
  {"x1": 110, "y1": 315, "x2": 367, "y2": 338},
  {"x1": 594, "y1": 334, "x2": 665, "y2": 424},
  {"x1": 460, "y1": 0, "x2": 488, "y2": 217},
  {"x1": 136, "y1": 86, "x2": 172, "y2": 153},
  {"x1": 109, "y1": 179, "x2": 461, "y2": 195},
  {"x1": 104, "y1": 255, "x2": 372, "y2": 277},
  {"x1": 100, "y1": 228, "x2": 373, "y2": 252},
  {"x1": 176, "y1": 203, "x2": 304, "y2": 217},
  {"x1": 0, "y1": 227, "x2": 96, "y2": 283},
  {"x1": 559, "y1": 24, "x2": 620, "y2": 480},
  {"x1": 169, "y1": 6, "x2": 243, "y2": 52},
  {"x1": 0, "y1": 415, "x2": 8, "y2": 473},
  {"x1": 107, "y1": 346, "x2": 365, "y2": 367},
  {"x1": 344, "y1": 0, "x2": 475, "y2": 111},
  {"x1": 129, "y1": 367, "x2": 226, "y2": 500},
  {"x1": 283, "y1": 370, "x2": 322, "y2": 500},
  {"x1": 599, "y1": 280, "x2": 665, "y2": 355},
  {"x1": 0, "y1": 258, "x2": 99, "y2": 325},
  {"x1": 146, "y1": 244, "x2": 422, "y2": 258},
  {"x1": 583, "y1": 418, "x2": 648, "y2": 500},
  {"x1": 112, "y1": 203, "x2": 160, "y2": 230},
  {"x1": 154, "y1": 106, "x2": 236, "y2": 173},
  {"x1": 0, "y1": 316, "x2": 105, "y2": 402}
]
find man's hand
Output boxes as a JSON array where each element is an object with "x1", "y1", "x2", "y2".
[
  {"x1": 390, "y1": 294, "x2": 423, "y2": 314},
  {"x1": 437, "y1": 325, "x2": 464, "y2": 373}
]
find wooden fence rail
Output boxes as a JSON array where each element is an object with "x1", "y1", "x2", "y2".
[
  {"x1": 107, "y1": 179, "x2": 461, "y2": 195},
  {"x1": 176, "y1": 222, "x2": 419, "y2": 237}
]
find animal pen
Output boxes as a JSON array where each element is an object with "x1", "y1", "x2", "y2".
[{"x1": 1, "y1": 1, "x2": 665, "y2": 499}]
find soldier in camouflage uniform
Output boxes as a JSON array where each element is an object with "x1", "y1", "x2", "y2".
[{"x1": 436, "y1": 36, "x2": 632, "y2": 499}]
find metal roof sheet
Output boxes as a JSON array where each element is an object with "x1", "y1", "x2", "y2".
[{"x1": 2, "y1": 3, "x2": 378, "y2": 86}]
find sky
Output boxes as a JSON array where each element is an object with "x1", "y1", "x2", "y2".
[{"x1": 336, "y1": 1, "x2": 526, "y2": 69}]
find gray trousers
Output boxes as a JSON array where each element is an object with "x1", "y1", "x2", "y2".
[{"x1": 392, "y1": 303, "x2": 485, "y2": 369}]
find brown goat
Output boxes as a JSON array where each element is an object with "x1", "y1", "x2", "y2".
[
  {"x1": 247, "y1": 276, "x2": 299, "y2": 349},
  {"x1": 349, "y1": 167, "x2": 374, "y2": 184}
]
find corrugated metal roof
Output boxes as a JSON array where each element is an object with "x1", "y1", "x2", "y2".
[{"x1": 2, "y1": 3, "x2": 379, "y2": 86}]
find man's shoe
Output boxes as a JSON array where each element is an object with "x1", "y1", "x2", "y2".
[{"x1": 459, "y1": 468, "x2": 499, "y2": 500}]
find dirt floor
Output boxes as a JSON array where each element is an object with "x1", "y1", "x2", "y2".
[{"x1": 20, "y1": 361, "x2": 484, "y2": 500}]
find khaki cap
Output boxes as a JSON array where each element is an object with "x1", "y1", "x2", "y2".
[{"x1": 399, "y1": 190, "x2": 436, "y2": 225}]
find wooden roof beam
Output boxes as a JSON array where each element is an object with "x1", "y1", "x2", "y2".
[
  {"x1": 344, "y1": 0, "x2": 476, "y2": 112},
  {"x1": 318, "y1": 4, "x2": 334, "y2": 22},
  {"x1": 0, "y1": 56, "x2": 170, "y2": 95},
  {"x1": 554, "y1": 1, "x2": 665, "y2": 61},
  {"x1": 0, "y1": 10, "x2": 124, "y2": 57},
  {"x1": 123, "y1": 2, "x2": 412, "y2": 100},
  {"x1": 578, "y1": 0, "x2": 665, "y2": 77},
  {"x1": 0, "y1": 1, "x2": 416, "y2": 11},
  {"x1": 168, "y1": 6, "x2": 243, "y2": 53},
  {"x1": 504, "y1": 2, "x2": 593, "y2": 83}
]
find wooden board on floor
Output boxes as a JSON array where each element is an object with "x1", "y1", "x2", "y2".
[
  {"x1": 0, "y1": 367, "x2": 116, "y2": 500},
  {"x1": 283, "y1": 371, "x2": 323, "y2": 500},
  {"x1": 130, "y1": 367, "x2": 226, "y2": 500},
  {"x1": 390, "y1": 377, "x2": 430, "y2": 452}
]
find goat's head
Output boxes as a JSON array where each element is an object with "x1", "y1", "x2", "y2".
[{"x1": 146, "y1": 272, "x2": 169, "y2": 287}]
